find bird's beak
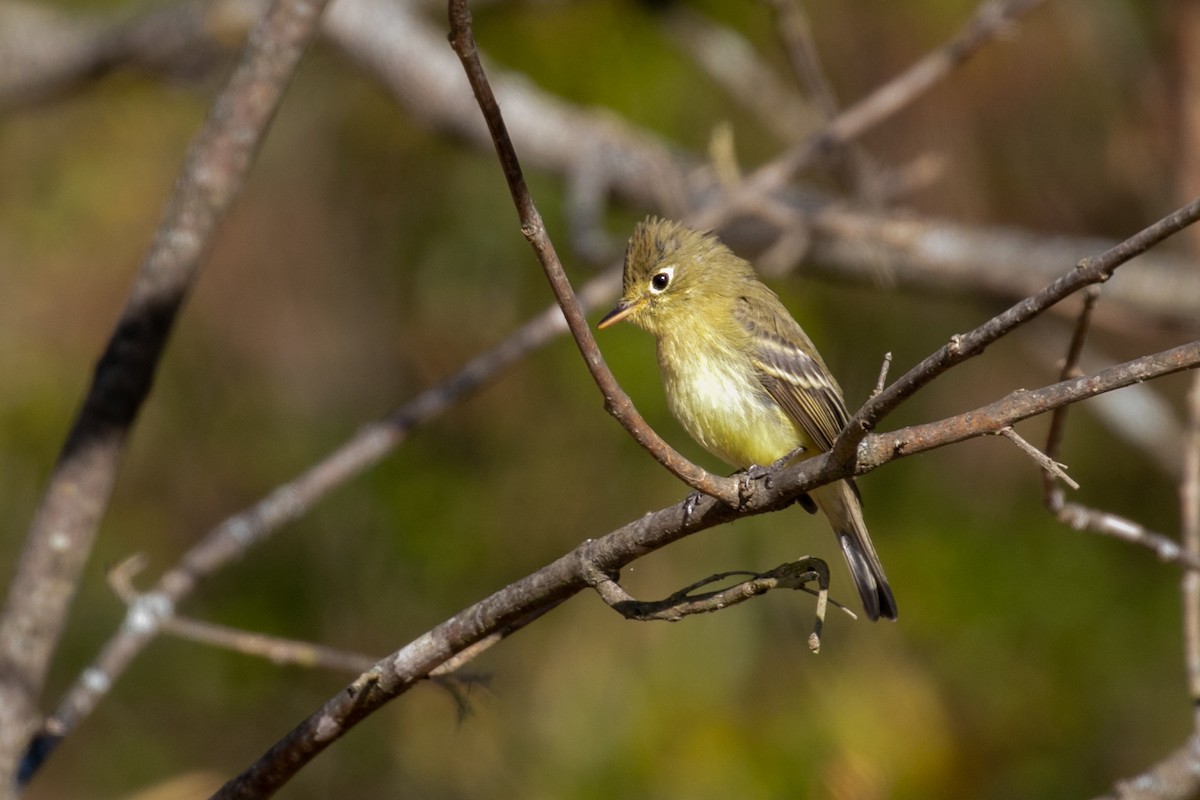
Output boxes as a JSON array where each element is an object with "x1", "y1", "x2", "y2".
[{"x1": 597, "y1": 298, "x2": 640, "y2": 329}]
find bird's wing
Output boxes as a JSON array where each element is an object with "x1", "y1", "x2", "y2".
[{"x1": 735, "y1": 296, "x2": 849, "y2": 453}]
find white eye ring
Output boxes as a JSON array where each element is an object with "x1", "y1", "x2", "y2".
[{"x1": 649, "y1": 266, "x2": 674, "y2": 294}]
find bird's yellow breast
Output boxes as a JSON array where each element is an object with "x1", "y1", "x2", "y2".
[{"x1": 656, "y1": 334, "x2": 808, "y2": 469}]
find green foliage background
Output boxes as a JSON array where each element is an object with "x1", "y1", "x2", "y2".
[{"x1": 0, "y1": 0, "x2": 1192, "y2": 797}]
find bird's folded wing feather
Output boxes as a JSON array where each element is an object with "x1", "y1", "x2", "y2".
[{"x1": 735, "y1": 297, "x2": 849, "y2": 453}]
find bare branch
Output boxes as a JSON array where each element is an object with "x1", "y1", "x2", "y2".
[
  {"x1": 722, "y1": 0, "x2": 1050, "y2": 214},
  {"x1": 107, "y1": 555, "x2": 377, "y2": 673},
  {"x1": 832, "y1": 195, "x2": 1200, "y2": 473},
  {"x1": 665, "y1": 6, "x2": 814, "y2": 144},
  {"x1": 6, "y1": 0, "x2": 1196, "y2": 327},
  {"x1": 1184, "y1": 374, "x2": 1200, "y2": 718},
  {"x1": 171, "y1": 618, "x2": 377, "y2": 674},
  {"x1": 0, "y1": 0, "x2": 330, "y2": 786},
  {"x1": 997, "y1": 426, "x2": 1079, "y2": 490},
  {"x1": 34, "y1": 275, "x2": 617, "y2": 771},
  {"x1": 210, "y1": 336, "x2": 1200, "y2": 799},
  {"x1": 1093, "y1": 735, "x2": 1200, "y2": 800},
  {"x1": 581, "y1": 557, "x2": 855, "y2": 653},
  {"x1": 1032, "y1": 289, "x2": 1187, "y2": 565},
  {"x1": 446, "y1": 0, "x2": 740, "y2": 505}
]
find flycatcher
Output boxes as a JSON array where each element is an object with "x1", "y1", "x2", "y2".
[{"x1": 598, "y1": 217, "x2": 897, "y2": 621}]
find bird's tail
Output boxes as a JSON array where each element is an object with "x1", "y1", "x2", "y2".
[{"x1": 810, "y1": 480, "x2": 897, "y2": 621}]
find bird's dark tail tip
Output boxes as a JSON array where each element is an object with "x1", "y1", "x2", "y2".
[{"x1": 839, "y1": 533, "x2": 898, "y2": 622}]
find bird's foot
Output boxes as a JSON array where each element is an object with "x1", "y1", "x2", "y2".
[{"x1": 683, "y1": 489, "x2": 704, "y2": 523}]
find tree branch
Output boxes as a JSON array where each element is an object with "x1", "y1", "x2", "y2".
[
  {"x1": 29, "y1": 274, "x2": 617, "y2": 779},
  {"x1": 5, "y1": 0, "x2": 1197, "y2": 326},
  {"x1": 210, "y1": 337, "x2": 1200, "y2": 799},
  {"x1": 581, "y1": 557, "x2": 851, "y2": 654},
  {"x1": 831, "y1": 194, "x2": 1200, "y2": 473},
  {"x1": 1035, "y1": 292, "x2": 1180, "y2": 562},
  {"x1": 446, "y1": 0, "x2": 740, "y2": 504},
  {"x1": 1, "y1": 0, "x2": 331, "y2": 786},
  {"x1": 716, "y1": 0, "x2": 1049, "y2": 218},
  {"x1": 1184, "y1": 374, "x2": 1200, "y2": 719}
]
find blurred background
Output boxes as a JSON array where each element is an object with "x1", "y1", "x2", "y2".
[{"x1": 1, "y1": 0, "x2": 1197, "y2": 797}]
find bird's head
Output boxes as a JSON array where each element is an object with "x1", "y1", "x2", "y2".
[{"x1": 597, "y1": 217, "x2": 749, "y2": 336}]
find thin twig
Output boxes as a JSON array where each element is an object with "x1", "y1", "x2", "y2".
[
  {"x1": 107, "y1": 555, "x2": 378, "y2": 673},
  {"x1": 832, "y1": 195, "x2": 1200, "y2": 474},
  {"x1": 872, "y1": 352, "x2": 893, "y2": 398},
  {"x1": 446, "y1": 0, "x2": 739, "y2": 505},
  {"x1": 2, "y1": 0, "x2": 331, "y2": 786},
  {"x1": 35, "y1": 274, "x2": 617, "y2": 768},
  {"x1": 711, "y1": 0, "x2": 1049, "y2": 224},
  {"x1": 1183, "y1": 373, "x2": 1200, "y2": 720},
  {"x1": 1044, "y1": 288, "x2": 1100, "y2": 491},
  {"x1": 168, "y1": 618, "x2": 378, "y2": 673},
  {"x1": 997, "y1": 426, "x2": 1079, "y2": 490},
  {"x1": 763, "y1": 0, "x2": 886, "y2": 240},
  {"x1": 581, "y1": 558, "x2": 855, "y2": 653}
]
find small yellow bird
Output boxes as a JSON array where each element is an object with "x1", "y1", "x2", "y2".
[{"x1": 598, "y1": 217, "x2": 897, "y2": 621}]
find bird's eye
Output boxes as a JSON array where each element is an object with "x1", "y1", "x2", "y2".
[{"x1": 649, "y1": 267, "x2": 673, "y2": 293}]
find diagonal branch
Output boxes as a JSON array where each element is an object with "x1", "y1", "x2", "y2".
[
  {"x1": 446, "y1": 0, "x2": 740, "y2": 505},
  {"x1": 210, "y1": 340, "x2": 1200, "y2": 800},
  {"x1": 0, "y1": 0, "x2": 331, "y2": 786},
  {"x1": 830, "y1": 194, "x2": 1200, "y2": 472},
  {"x1": 1034, "y1": 293, "x2": 1181, "y2": 562},
  {"x1": 31, "y1": 0, "x2": 1056, "y2": 769},
  {"x1": 711, "y1": 0, "x2": 1049, "y2": 220},
  {"x1": 8, "y1": 0, "x2": 1195, "y2": 326},
  {"x1": 28, "y1": 274, "x2": 617, "y2": 779}
]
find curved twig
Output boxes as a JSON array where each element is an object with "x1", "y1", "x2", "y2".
[{"x1": 446, "y1": 0, "x2": 740, "y2": 504}]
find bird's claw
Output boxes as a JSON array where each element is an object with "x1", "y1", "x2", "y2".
[
  {"x1": 737, "y1": 469, "x2": 762, "y2": 506},
  {"x1": 683, "y1": 489, "x2": 704, "y2": 522},
  {"x1": 737, "y1": 444, "x2": 810, "y2": 507}
]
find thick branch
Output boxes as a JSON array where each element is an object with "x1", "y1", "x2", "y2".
[
  {"x1": 211, "y1": 341, "x2": 1199, "y2": 799},
  {"x1": 0, "y1": 0, "x2": 329, "y2": 788},
  {"x1": 30, "y1": 275, "x2": 617, "y2": 778},
  {"x1": 5, "y1": 0, "x2": 1197, "y2": 326}
]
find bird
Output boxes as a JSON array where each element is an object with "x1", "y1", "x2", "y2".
[{"x1": 597, "y1": 217, "x2": 897, "y2": 621}]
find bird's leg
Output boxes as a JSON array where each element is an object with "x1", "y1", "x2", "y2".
[
  {"x1": 740, "y1": 444, "x2": 807, "y2": 493},
  {"x1": 737, "y1": 446, "x2": 815, "y2": 510}
]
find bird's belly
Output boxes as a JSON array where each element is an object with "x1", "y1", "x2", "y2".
[{"x1": 660, "y1": 352, "x2": 803, "y2": 469}]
